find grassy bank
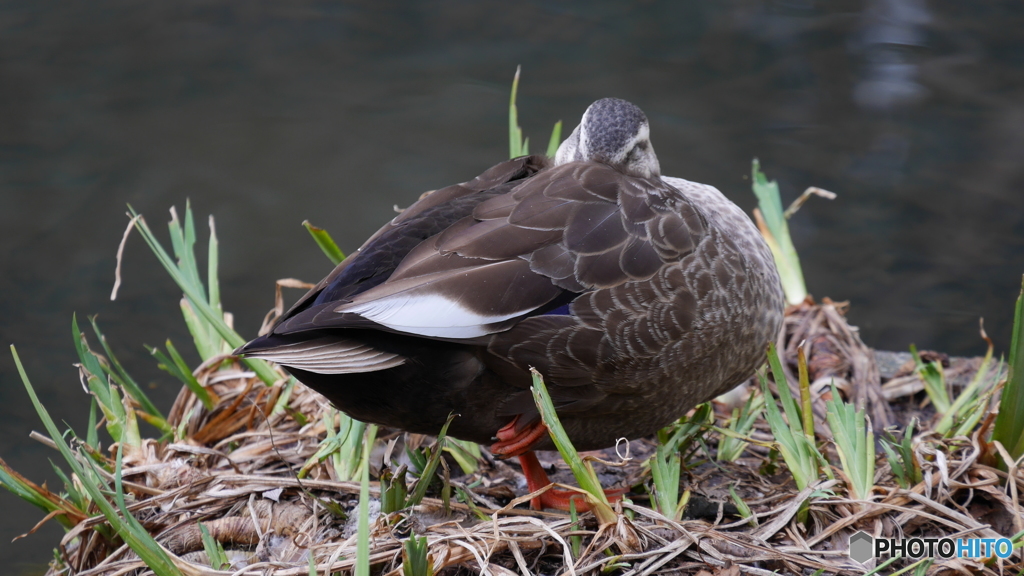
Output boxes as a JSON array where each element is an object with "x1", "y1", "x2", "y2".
[{"x1": 3, "y1": 76, "x2": 1024, "y2": 575}]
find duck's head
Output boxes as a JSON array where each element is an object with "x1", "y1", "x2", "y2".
[{"x1": 555, "y1": 98, "x2": 661, "y2": 179}]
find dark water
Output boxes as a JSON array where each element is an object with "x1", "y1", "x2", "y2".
[{"x1": 2, "y1": 1, "x2": 1023, "y2": 570}]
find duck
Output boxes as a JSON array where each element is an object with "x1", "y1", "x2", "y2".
[{"x1": 236, "y1": 98, "x2": 785, "y2": 510}]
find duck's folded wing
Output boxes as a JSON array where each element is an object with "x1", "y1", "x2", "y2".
[
  {"x1": 292, "y1": 162, "x2": 706, "y2": 342},
  {"x1": 278, "y1": 155, "x2": 549, "y2": 321},
  {"x1": 333, "y1": 259, "x2": 564, "y2": 338}
]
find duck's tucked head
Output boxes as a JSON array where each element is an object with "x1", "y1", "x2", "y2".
[{"x1": 555, "y1": 97, "x2": 661, "y2": 179}]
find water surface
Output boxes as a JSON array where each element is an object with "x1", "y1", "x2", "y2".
[{"x1": 2, "y1": 1, "x2": 1023, "y2": 570}]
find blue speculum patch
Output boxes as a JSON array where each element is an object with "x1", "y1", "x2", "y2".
[{"x1": 543, "y1": 304, "x2": 572, "y2": 316}]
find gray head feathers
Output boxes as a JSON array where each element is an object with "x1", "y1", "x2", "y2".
[{"x1": 555, "y1": 98, "x2": 661, "y2": 179}]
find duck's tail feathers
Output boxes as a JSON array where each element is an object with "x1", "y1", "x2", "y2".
[{"x1": 235, "y1": 336, "x2": 405, "y2": 374}]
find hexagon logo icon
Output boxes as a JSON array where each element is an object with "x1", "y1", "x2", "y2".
[{"x1": 849, "y1": 531, "x2": 873, "y2": 564}]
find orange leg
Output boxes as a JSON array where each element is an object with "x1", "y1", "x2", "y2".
[
  {"x1": 491, "y1": 415, "x2": 549, "y2": 457},
  {"x1": 489, "y1": 417, "x2": 625, "y2": 512}
]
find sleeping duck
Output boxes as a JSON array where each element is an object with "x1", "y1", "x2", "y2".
[{"x1": 236, "y1": 98, "x2": 785, "y2": 510}]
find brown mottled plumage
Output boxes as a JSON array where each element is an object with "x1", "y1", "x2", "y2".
[{"x1": 237, "y1": 98, "x2": 784, "y2": 456}]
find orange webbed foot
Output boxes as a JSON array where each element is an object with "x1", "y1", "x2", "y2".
[
  {"x1": 490, "y1": 417, "x2": 626, "y2": 512},
  {"x1": 490, "y1": 415, "x2": 548, "y2": 457},
  {"x1": 515, "y1": 452, "x2": 626, "y2": 512}
]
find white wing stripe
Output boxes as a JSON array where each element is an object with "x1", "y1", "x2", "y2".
[{"x1": 341, "y1": 294, "x2": 526, "y2": 339}]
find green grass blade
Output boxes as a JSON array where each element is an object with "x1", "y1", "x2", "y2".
[
  {"x1": 952, "y1": 369, "x2": 999, "y2": 438},
  {"x1": 86, "y1": 317, "x2": 164, "y2": 424},
  {"x1": 300, "y1": 410, "x2": 365, "y2": 481},
  {"x1": 127, "y1": 206, "x2": 280, "y2": 385},
  {"x1": 761, "y1": 374, "x2": 810, "y2": 489},
  {"x1": 207, "y1": 215, "x2": 222, "y2": 316},
  {"x1": 380, "y1": 465, "x2": 410, "y2": 515},
  {"x1": 651, "y1": 447, "x2": 680, "y2": 518},
  {"x1": 119, "y1": 388, "x2": 143, "y2": 451},
  {"x1": 0, "y1": 458, "x2": 79, "y2": 529},
  {"x1": 717, "y1": 390, "x2": 764, "y2": 462},
  {"x1": 166, "y1": 207, "x2": 224, "y2": 360},
  {"x1": 11, "y1": 345, "x2": 184, "y2": 576},
  {"x1": 666, "y1": 404, "x2": 711, "y2": 455},
  {"x1": 546, "y1": 120, "x2": 563, "y2": 158},
  {"x1": 112, "y1": 429, "x2": 180, "y2": 574},
  {"x1": 509, "y1": 66, "x2": 522, "y2": 158},
  {"x1": 205, "y1": 215, "x2": 226, "y2": 357},
  {"x1": 994, "y1": 275, "x2": 1024, "y2": 459},
  {"x1": 199, "y1": 523, "x2": 230, "y2": 570},
  {"x1": 761, "y1": 344, "x2": 830, "y2": 499},
  {"x1": 73, "y1": 316, "x2": 138, "y2": 445},
  {"x1": 797, "y1": 348, "x2": 815, "y2": 443},
  {"x1": 824, "y1": 383, "x2": 875, "y2": 500},
  {"x1": 751, "y1": 159, "x2": 806, "y2": 305},
  {"x1": 302, "y1": 220, "x2": 346, "y2": 265},
  {"x1": 169, "y1": 203, "x2": 205, "y2": 303},
  {"x1": 179, "y1": 298, "x2": 217, "y2": 361},
  {"x1": 406, "y1": 414, "x2": 455, "y2": 507},
  {"x1": 164, "y1": 339, "x2": 203, "y2": 397},
  {"x1": 86, "y1": 398, "x2": 99, "y2": 449},
  {"x1": 531, "y1": 369, "x2": 617, "y2": 525},
  {"x1": 150, "y1": 341, "x2": 215, "y2": 410},
  {"x1": 402, "y1": 532, "x2": 433, "y2": 576},
  {"x1": 72, "y1": 314, "x2": 113, "y2": 409},
  {"x1": 355, "y1": 424, "x2": 378, "y2": 576},
  {"x1": 335, "y1": 417, "x2": 367, "y2": 481},
  {"x1": 767, "y1": 342, "x2": 804, "y2": 437},
  {"x1": 909, "y1": 344, "x2": 951, "y2": 414},
  {"x1": 271, "y1": 377, "x2": 296, "y2": 416},
  {"x1": 454, "y1": 486, "x2": 487, "y2": 521},
  {"x1": 568, "y1": 499, "x2": 582, "y2": 558},
  {"x1": 728, "y1": 483, "x2": 757, "y2": 527},
  {"x1": 936, "y1": 334, "x2": 997, "y2": 436},
  {"x1": 443, "y1": 438, "x2": 481, "y2": 475},
  {"x1": 880, "y1": 440, "x2": 908, "y2": 489},
  {"x1": 862, "y1": 556, "x2": 901, "y2": 576},
  {"x1": 652, "y1": 404, "x2": 711, "y2": 511},
  {"x1": 49, "y1": 460, "x2": 87, "y2": 512},
  {"x1": 881, "y1": 418, "x2": 922, "y2": 489}
]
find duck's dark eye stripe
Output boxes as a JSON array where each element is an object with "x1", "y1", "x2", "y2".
[{"x1": 636, "y1": 141, "x2": 648, "y2": 151}]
